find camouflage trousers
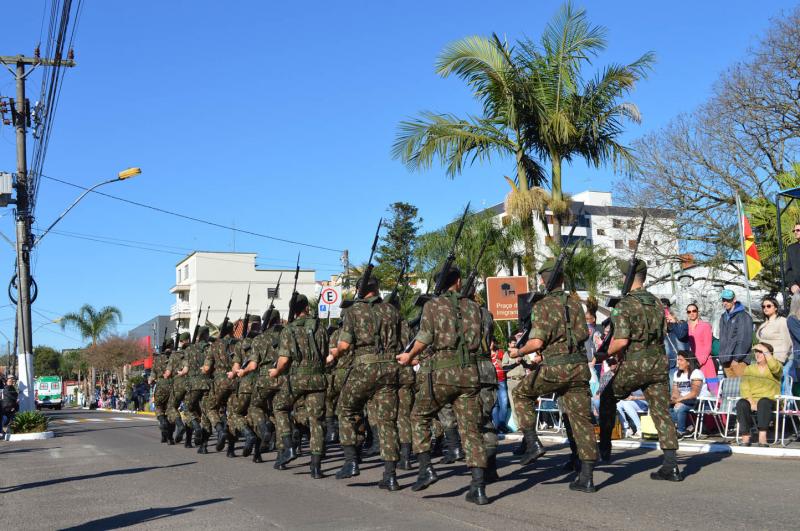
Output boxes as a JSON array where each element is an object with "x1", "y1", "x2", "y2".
[
  {"x1": 227, "y1": 391, "x2": 252, "y2": 435},
  {"x1": 274, "y1": 383, "x2": 325, "y2": 455},
  {"x1": 397, "y1": 383, "x2": 415, "y2": 444},
  {"x1": 338, "y1": 362, "x2": 399, "y2": 462},
  {"x1": 166, "y1": 378, "x2": 189, "y2": 425},
  {"x1": 247, "y1": 384, "x2": 279, "y2": 445},
  {"x1": 153, "y1": 381, "x2": 171, "y2": 416},
  {"x1": 186, "y1": 388, "x2": 209, "y2": 426},
  {"x1": 411, "y1": 372, "x2": 487, "y2": 468},
  {"x1": 204, "y1": 378, "x2": 237, "y2": 428},
  {"x1": 325, "y1": 367, "x2": 348, "y2": 419},
  {"x1": 599, "y1": 355, "x2": 678, "y2": 452},
  {"x1": 512, "y1": 363, "x2": 598, "y2": 462},
  {"x1": 479, "y1": 384, "x2": 498, "y2": 453}
]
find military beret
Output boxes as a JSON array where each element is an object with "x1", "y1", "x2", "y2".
[
  {"x1": 179, "y1": 332, "x2": 191, "y2": 341},
  {"x1": 434, "y1": 265, "x2": 461, "y2": 288},
  {"x1": 539, "y1": 258, "x2": 557, "y2": 274},
  {"x1": 356, "y1": 275, "x2": 379, "y2": 292},
  {"x1": 617, "y1": 258, "x2": 647, "y2": 276},
  {"x1": 263, "y1": 309, "x2": 281, "y2": 324},
  {"x1": 164, "y1": 338, "x2": 175, "y2": 350},
  {"x1": 293, "y1": 294, "x2": 309, "y2": 312}
]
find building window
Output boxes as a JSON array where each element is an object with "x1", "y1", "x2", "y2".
[
  {"x1": 627, "y1": 219, "x2": 637, "y2": 229},
  {"x1": 629, "y1": 240, "x2": 636, "y2": 250},
  {"x1": 597, "y1": 228, "x2": 605, "y2": 236},
  {"x1": 183, "y1": 264, "x2": 189, "y2": 280},
  {"x1": 612, "y1": 219, "x2": 623, "y2": 229},
  {"x1": 268, "y1": 287, "x2": 280, "y2": 299},
  {"x1": 614, "y1": 240, "x2": 623, "y2": 249},
  {"x1": 176, "y1": 270, "x2": 181, "y2": 283}
]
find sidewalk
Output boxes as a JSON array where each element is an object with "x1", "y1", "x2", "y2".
[{"x1": 500, "y1": 432, "x2": 800, "y2": 458}]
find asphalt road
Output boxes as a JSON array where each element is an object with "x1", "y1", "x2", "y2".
[{"x1": 1, "y1": 409, "x2": 797, "y2": 530}]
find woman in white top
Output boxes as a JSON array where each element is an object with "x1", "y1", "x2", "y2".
[
  {"x1": 756, "y1": 296, "x2": 792, "y2": 365},
  {"x1": 669, "y1": 351, "x2": 707, "y2": 437}
]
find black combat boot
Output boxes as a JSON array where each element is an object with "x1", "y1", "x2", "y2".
[
  {"x1": 363, "y1": 425, "x2": 381, "y2": 458},
  {"x1": 292, "y1": 426, "x2": 303, "y2": 458},
  {"x1": 569, "y1": 460, "x2": 596, "y2": 493},
  {"x1": 442, "y1": 428, "x2": 464, "y2": 464},
  {"x1": 485, "y1": 448, "x2": 500, "y2": 484},
  {"x1": 397, "y1": 443, "x2": 413, "y2": 470},
  {"x1": 378, "y1": 461, "x2": 400, "y2": 492},
  {"x1": 192, "y1": 420, "x2": 203, "y2": 446},
  {"x1": 257, "y1": 420, "x2": 273, "y2": 453},
  {"x1": 226, "y1": 433, "x2": 237, "y2": 458},
  {"x1": 252, "y1": 438, "x2": 263, "y2": 463},
  {"x1": 650, "y1": 449, "x2": 683, "y2": 482},
  {"x1": 512, "y1": 433, "x2": 526, "y2": 456},
  {"x1": 519, "y1": 429, "x2": 547, "y2": 466},
  {"x1": 562, "y1": 453, "x2": 581, "y2": 473},
  {"x1": 335, "y1": 445, "x2": 360, "y2": 479},
  {"x1": 411, "y1": 451, "x2": 438, "y2": 492},
  {"x1": 282, "y1": 434, "x2": 298, "y2": 463},
  {"x1": 214, "y1": 422, "x2": 227, "y2": 452},
  {"x1": 184, "y1": 425, "x2": 194, "y2": 449},
  {"x1": 241, "y1": 426, "x2": 257, "y2": 458},
  {"x1": 197, "y1": 429, "x2": 209, "y2": 455},
  {"x1": 265, "y1": 422, "x2": 277, "y2": 452},
  {"x1": 325, "y1": 416, "x2": 339, "y2": 444},
  {"x1": 166, "y1": 421, "x2": 176, "y2": 445},
  {"x1": 157, "y1": 415, "x2": 168, "y2": 443},
  {"x1": 174, "y1": 417, "x2": 186, "y2": 443},
  {"x1": 310, "y1": 455, "x2": 324, "y2": 479},
  {"x1": 430, "y1": 434, "x2": 444, "y2": 457},
  {"x1": 465, "y1": 467, "x2": 489, "y2": 505}
]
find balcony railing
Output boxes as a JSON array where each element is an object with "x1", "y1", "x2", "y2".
[{"x1": 170, "y1": 301, "x2": 191, "y2": 319}]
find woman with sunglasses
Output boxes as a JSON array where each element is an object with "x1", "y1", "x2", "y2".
[
  {"x1": 755, "y1": 296, "x2": 792, "y2": 367},
  {"x1": 736, "y1": 343, "x2": 782, "y2": 447},
  {"x1": 686, "y1": 304, "x2": 716, "y2": 393}
]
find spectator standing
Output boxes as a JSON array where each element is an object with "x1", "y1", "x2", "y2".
[
  {"x1": 489, "y1": 340, "x2": 509, "y2": 432},
  {"x1": 755, "y1": 296, "x2": 793, "y2": 384},
  {"x1": 686, "y1": 303, "x2": 717, "y2": 393},
  {"x1": 736, "y1": 343, "x2": 782, "y2": 447},
  {"x1": 783, "y1": 223, "x2": 800, "y2": 296},
  {"x1": 718, "y1": 289, "x2": 754, "y2": 377},
  {"x1": 785, "y1": 296, "x2": 800, "y2": 394},
  {"x1": 1, "y1": 376, "x2": 19, "y2": 436},
  {"x1": 669, "y1": 351, "x2": 708, "y2": 438},
  {"x1": 664, "y1": 302, "x2": 688, "y2": 380}
]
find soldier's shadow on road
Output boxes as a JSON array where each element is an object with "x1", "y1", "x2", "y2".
[
  {"x1": 57, "y1": 497, "x2": 231, "y2": 531},
  {"x1": 594, "y1": 448, "x2": 729, "y2": 490},
  {"x1": 0, "y1": 446, "x2": 60, "y2": 457},
  {"x1": 0, "y1": 462, "x2": 195, "y2": 494}
]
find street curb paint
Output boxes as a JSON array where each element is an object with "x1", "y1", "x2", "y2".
[{"x1": 7, "y1": 431, "x2": 55, "y2": 441}]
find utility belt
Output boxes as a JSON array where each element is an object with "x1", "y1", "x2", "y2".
[
  {"x1": 291, "y1": 366, "x2": 325, "y2": 376},
  {"x1": 541, "y1": 352, "x2": 586, "y2": 366},
  {"x1": 429, "y1": 349, "x2": 477, "y2": 371},
  {"x1": 624, "y1": 345, "x2": 663, "y2": 362},
  {"x1": 355, "y1": 353, "x2": 395, "y2": 365}
]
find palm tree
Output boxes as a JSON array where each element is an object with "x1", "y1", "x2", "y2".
[
  {"x1": 393, "y1": 34, "x2": 546, "y2": 277},
  {"x1": 519, "y1": 2, "x2": 655, "y2": 237},
  {"x1": 563, "y1": 241, "x2": 615, "y2": 306},
  {"x1": 61, "y1": 304, "x2": 122, "y2": 405}
]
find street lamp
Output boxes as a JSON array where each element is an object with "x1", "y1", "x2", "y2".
[
  {"x1": 34, "y1": 167, "x2": 141, "y2": 246},
  {"x1": 33, "y1": 317, "x2": 62, "y2": 335}
]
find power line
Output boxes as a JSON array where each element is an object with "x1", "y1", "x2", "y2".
[{"x1": 40, "y1": 173, "x2": 345, "y2": 253}]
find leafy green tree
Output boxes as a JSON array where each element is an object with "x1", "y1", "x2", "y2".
[
  {"x1": 33, "y1": 345, "x2": 61, "y2": 377},
  {"x1": 60, "y1": 349, "x2": 89, "y2": 380},
  {"x1": 563, "y1": 242, "x2": 616, "y2": 305},
  {"x1": 374, "y1": 202, "x2": 422, "y2": 289}
]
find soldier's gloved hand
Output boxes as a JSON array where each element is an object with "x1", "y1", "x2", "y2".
[{"x1": 396, "y1": 352, "x2": 413, "y2": 366}]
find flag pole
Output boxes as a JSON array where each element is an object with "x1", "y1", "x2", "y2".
[{"x1": 735, "y1": 194, "x2": 754, "y2": 317}]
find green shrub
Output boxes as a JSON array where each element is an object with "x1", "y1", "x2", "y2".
[{"x1": 10, "y1": 411, "x2": 49, "y2": 433}]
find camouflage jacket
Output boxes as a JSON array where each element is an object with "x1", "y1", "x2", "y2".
[
  {"x1": 232, "y1": 334, "x2": 260, "y2": 393},
  {"x1": 477, "y1": 306, "x2": 498, "y2": 384},
  {"x1": 339, "y1": 296, "x2": 402, "y2": 363},
  {"x1": 416, "y1": 291, "x2": 484, "y2": 371},
  {"x1": 278, "y1": 315, "x2": 328, "y2": 391},
  {"x1": 151, "y1": 352, "x2": 170, "y2": 383},
  {"x1": 530, "y1": 290, "x2": 589, "y2": 365},
  {"x1": 167, "y1": 349, "x2": 186, "y2": 379},
  {"x1": 328, "y1": 327, "x2": 354, "y2": 371},
  {"x1": 251, "y1": 325, "x2": 284, "y2": 388},
  {"x1": 184, "y1": 341, "x2": 211, "y2": 390},
  {"x1": 611, "y1": 288, "x2": 666, "y2": 360},
  {"x1": 203, "y1": 337, "x2": 237, "y2": 380}
]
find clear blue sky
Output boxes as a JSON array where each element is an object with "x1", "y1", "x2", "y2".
[{"x1": 1, "y1": 0, "x2": 794, "y2": 350}]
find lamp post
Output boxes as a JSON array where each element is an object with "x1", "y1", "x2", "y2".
[{"x1": 15, "y1": 168, "x2": 140, "y2": 412}]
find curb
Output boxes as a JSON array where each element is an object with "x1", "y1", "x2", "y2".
[
  {"x1": 501, "y1": 432, "x2": 800, "y2": 458},
  {"x1": 6, "y1": 431, "x2": 55, "y2": 441},
  {"x1": 96, "y1": 408, "x2": 156, "y2": 416}
]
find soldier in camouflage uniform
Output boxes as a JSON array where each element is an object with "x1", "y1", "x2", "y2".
[
  {"x1": 166, "y1": 332, "x2": 191, "y2": 446},
  {"x1": 226, "y1": 315, "x2": 261, "y2": 458},
  {"x1": 509, "y1": 258, "x2": 598, "y2": 493},
  {"x1": 183, "y1": 327, "x2": 211, "y2": 449},
  {"x1": 246, "y1": 309, "x2": 283, "y2": 463},
  {"x1": 270, "y1": 294, "x2": 328, "y2": 479},
  {"x1": 599, "y1": 259, "x2": 682, "y2": 482},
  {"x1": 201, "y1": 320, "x2": 237, "y2": 453},
  {"x1": 324, "y1": 324, "x2": 348, "y2": 446},
  {"x1": 396, "y1": 314, "x2": 415, "y2": 469},
  {"x1": 150, "y1": 338, "x2": 174, "y2": 444},
  {"x1": 475, "y1": 299, "x2": 499, "y2": 483},
  {"x1": 333, "y1": 276, "x2": 402, "y2": 491},
  {"x1": 397, "y1": 266, "x2": 489, "y2": 506}
]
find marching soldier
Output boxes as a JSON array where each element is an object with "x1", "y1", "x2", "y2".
[
  {"x1": 324, "y1": 323, "x2": 348, "y2": 447},
  {"x1": 150, "y1": 338, "x2": 174, "y2": 444},
  {"x1": 474, "y1": 295, "x2": 500, "y2": 483},
  {"x1": 183, "y1": 327, "x2": 212, "y2": 449},
  {"x1": 396, "y1": 313, "x2": 415, "y2": 470},
  {"x1": 598, "y1": 259, "x2": 683, "y2": 482},
  {"x1": 227, "y1": 315, "x2": 261, "y2": 458},
  {"x1": 166, "y1": 332, "x2": 191, "y2": 445},
  {"x1": 246, "y1": 309, "x2": 283, "y2": 463},
  {"x1": 333, "y1": 276, "x2": 402, "y2": 491},
  {"x1": 202, "y1": 321, "x2": 237, "y2": 454},
  {"x1": 509, "y1": 258, "x2": 598, "y2": 492},
  {"x1": 269, "y1": 294, "x2": 329, "y2": 478},
  {"x1": 397, "y1": 266, "x2": 490, "y2": 506}
]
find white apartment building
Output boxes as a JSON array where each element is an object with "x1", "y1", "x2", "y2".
[{"x1": 170, "y1": 252, "x2": 317, "y2": 333}]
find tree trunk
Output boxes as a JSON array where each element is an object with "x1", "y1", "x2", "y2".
[
  {"x1": 516, "y1": 146, "x2": 538, "y2": 284},
  {"x1": 551, "y1": 153, "x2": 564, "y2": 243}
]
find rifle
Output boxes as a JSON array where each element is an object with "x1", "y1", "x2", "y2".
[
  {"x1": 287, "y1": 253, "x2": 301, "y2": 323},
  {"x1": 341, "y1": 218, "x2": 382, "y2": 309},
  {"x1": 515, "y1": 209, "x2": 583, "y2": 349},
  {"x1": 461, "y1": 232, "x2": 490, "y2": 298},
  {"x1": 174, "y1": 323, "x2": 180, "y2": 349},
  {"x1": 385, "y1": 262, "x2": 407, "y2": 308},
  {"x1": 595, "y1": 214, "x2": 648, "y2": 362},
  {"x1": 161, "y1": 326, "x2": 168, "y2": 352},
  {"x1": 220, "y1": 293, "x2": 233, "y2": 338},
  {"x1": 263, "y1": 272, "x2": 283, "y2": 326},
  {"x1": 191, "y1": 301, "x2": 203, "y2": 343},
  {"x1": 403, "y1": 203, "x2": 471, "y2": 353},
  {"x1": 241, "y1": 283, "x2": 252, "y2": 337}
]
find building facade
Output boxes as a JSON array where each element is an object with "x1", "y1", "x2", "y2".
[{"x1": 170, "y1": 252, "x2": 317, "y2": 333}]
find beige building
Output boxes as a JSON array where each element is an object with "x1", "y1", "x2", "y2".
[{"x1": 170, "y1": 252, "x2": 317, "y2": 333}]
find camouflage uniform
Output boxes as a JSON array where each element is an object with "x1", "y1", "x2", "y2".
[
  {"x1": 411, "y1": 291, "x2": 487, "y2": 469},
  {"x1": 337, "y1": 296, "x2": 401, "y2": 463},
  {"x1": 184, "y1": 339, "x2": 212, "y2": 444},
  {"x1": 151, "y1": 350, "x2": 172, "y2": 417},
  {"x1": 599, "y1": 289, "x2": 677, "y2": 454},
  {"x1": 476, "y1": 307, "x2": 499, "y2": 472},
  {"x1": 397, "y1": 319, "x2": 416, "y2": 466},
  {"x1": 166, "y1": 347, "x2": 189, "y2": 427},
  {"x1": 325, "y1": 328, "x2": 353, "y2": 432},
  {"x1": 512, "y1": 290, "x2": 598, "y2": 463},
  {"x1": 247, "y1": 323, "x2": 284, "y2": 451},
  {"x1": 273, "y1": 315, "x2": 328, "y2": 456},
  {"x1": 202, "y1": 336, "x2": 238, "y2": 431},
  {"x1": 228, "y1": 336, "x2": 257, "y2": 436}
]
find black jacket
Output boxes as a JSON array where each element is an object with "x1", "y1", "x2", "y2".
[
  {"x1": 1, "y1": 385, "x2": 19, "y2": 412},
  {"x1": 785, "y1": 242, "x2": 800, "y2": 289}
]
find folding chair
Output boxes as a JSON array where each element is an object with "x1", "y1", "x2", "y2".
[
  {"x1": 535, "y1": 393, "x2": 563, "y2": 434},
  {"x1": 774, "y1": 376, "x2": 800, "y2": 446},
  {"x1": 693, "y1": 377, "x2": 740, "y2": 441}
]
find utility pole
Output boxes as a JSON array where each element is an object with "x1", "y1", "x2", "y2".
[{"x1": 1, "y1": 54, "x2": 75, "y2": 411}]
